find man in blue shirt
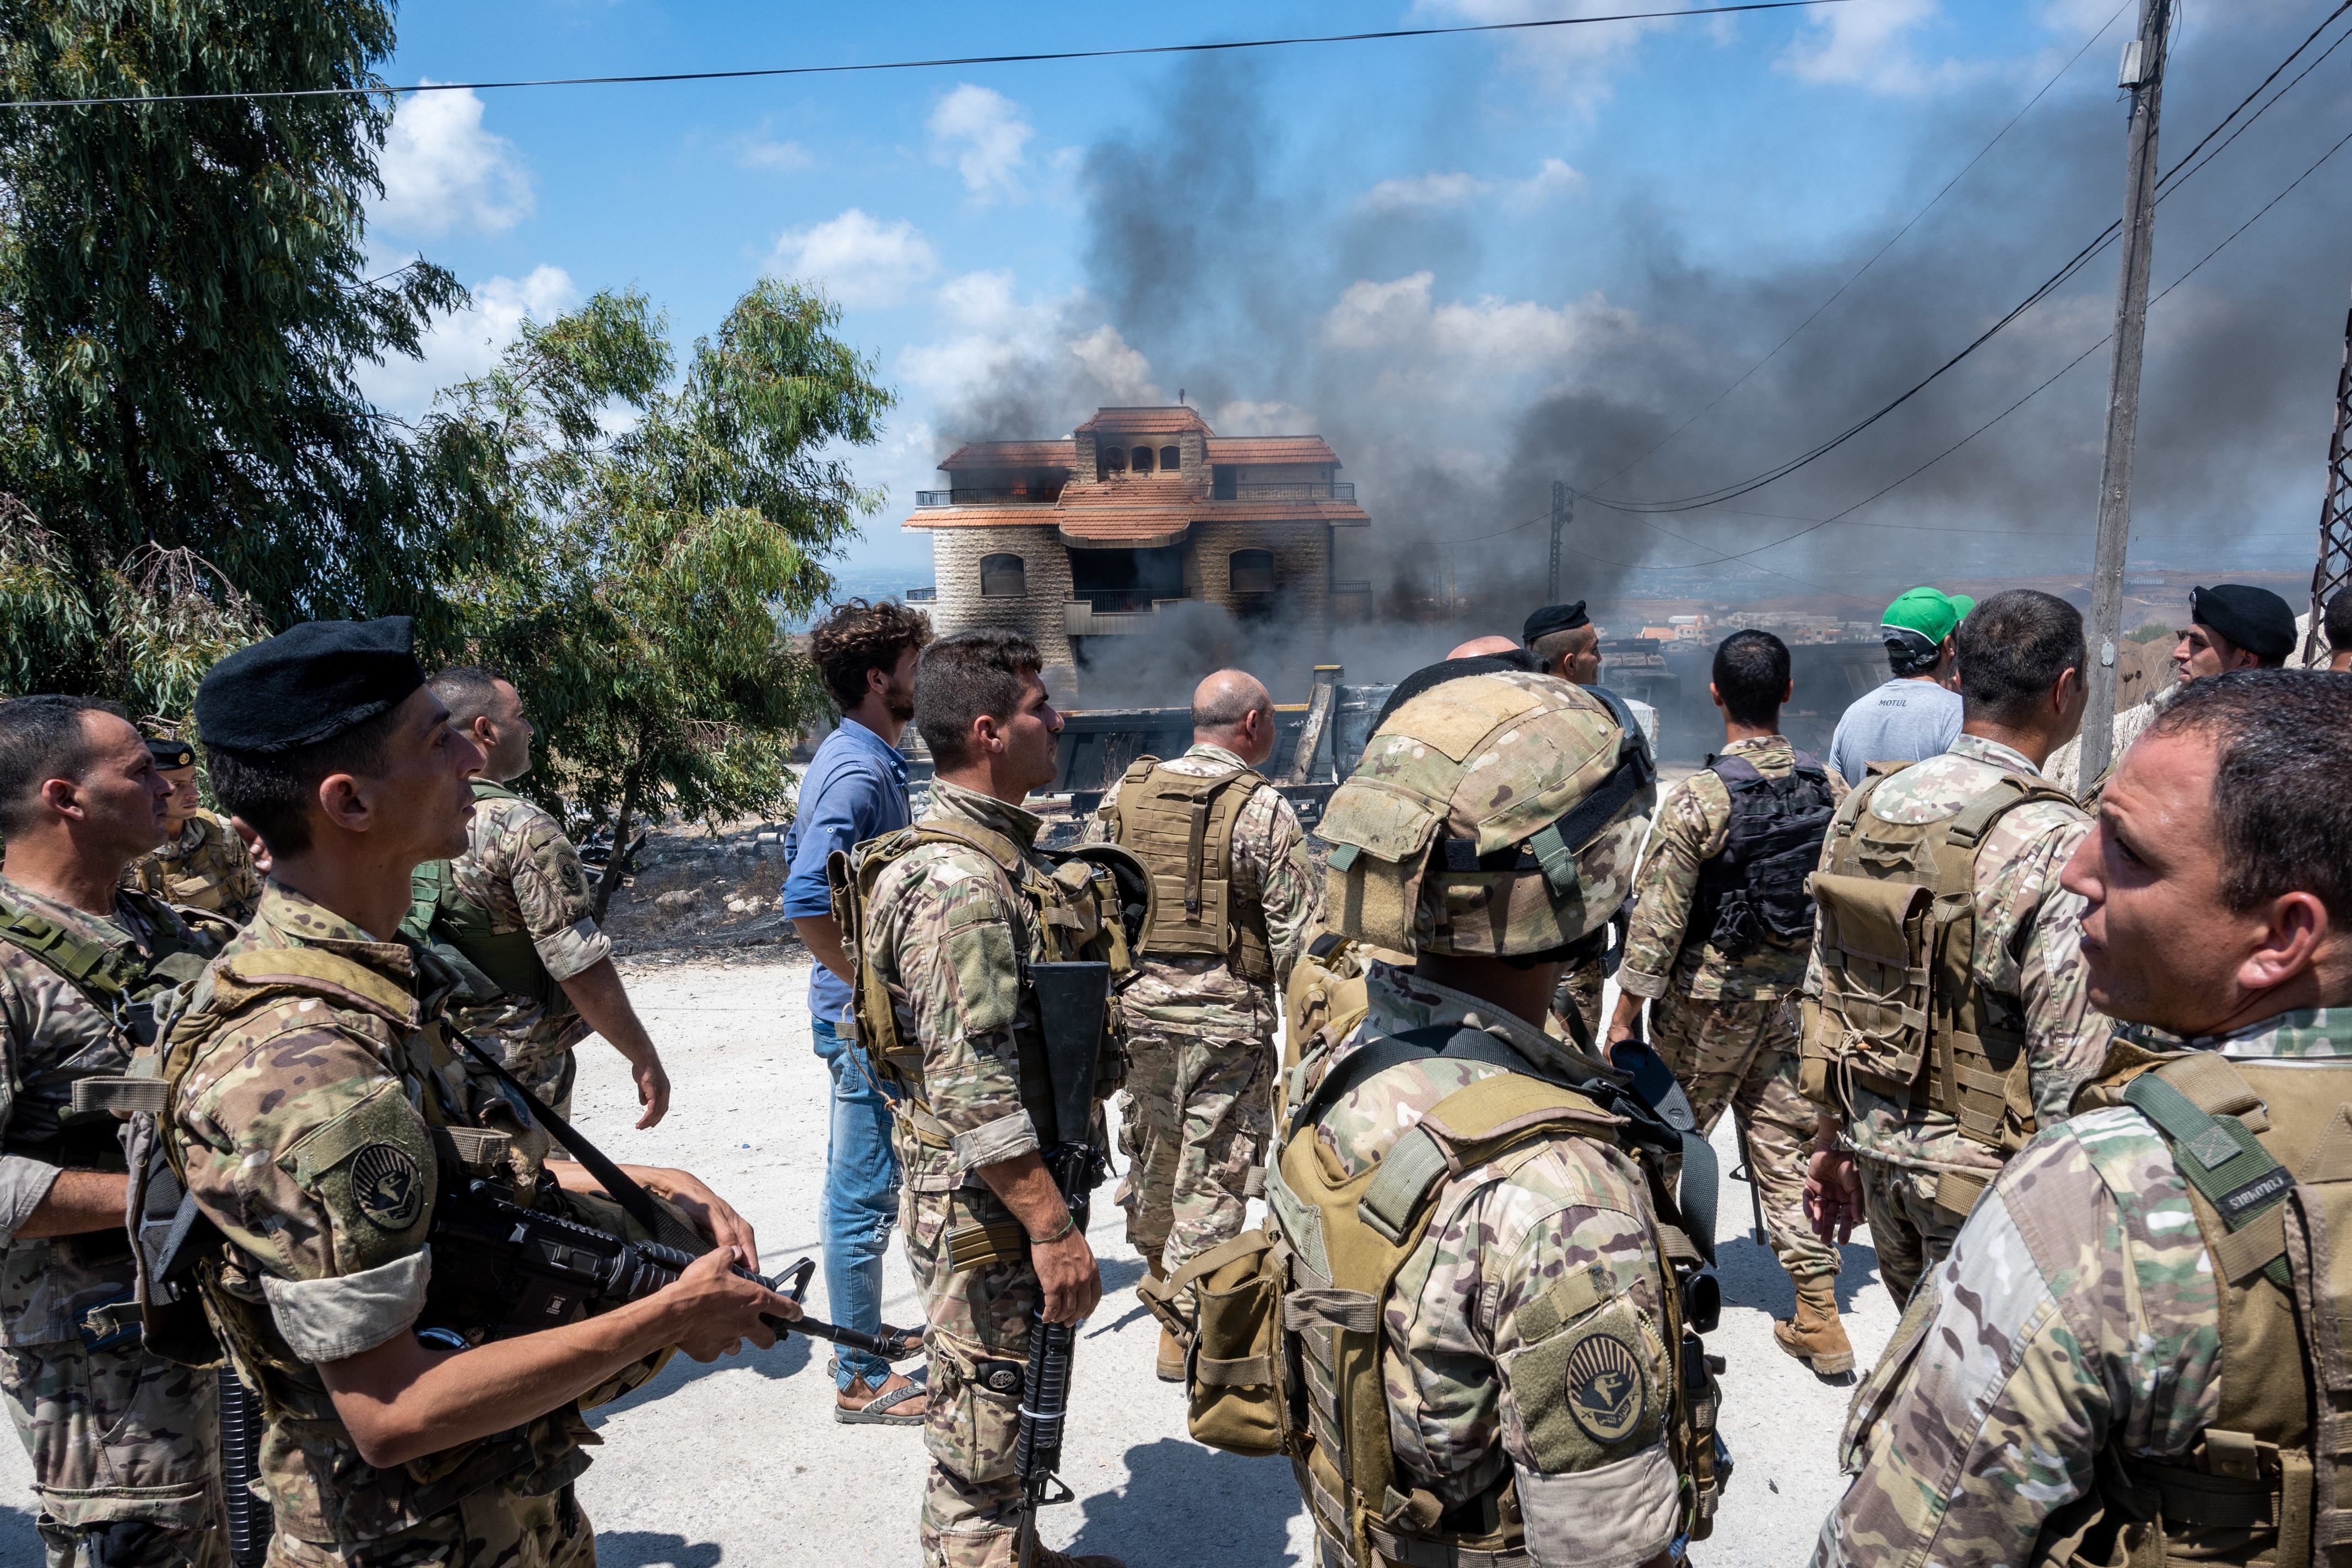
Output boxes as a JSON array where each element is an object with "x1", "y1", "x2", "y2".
[
  {"x1": 783, "y1": 598, "x2": 933, "y2": 1423},
  {"x1": 1828, "y1": 585, "x2": 1970, "y2": 787}
]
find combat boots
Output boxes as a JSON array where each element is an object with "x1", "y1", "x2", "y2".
[
  {"x1": 1773, "y1": 1276, "x2": 1854, "y2": 1376},
  {"x1": 1143, "y1": 1254, "x2": 1185, "y2": 1383}
]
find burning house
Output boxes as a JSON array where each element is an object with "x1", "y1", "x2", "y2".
[{"x1": 904, "y1": 405, "x2": 1371, "y2": 694}]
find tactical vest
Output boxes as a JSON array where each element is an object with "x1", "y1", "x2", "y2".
[
  {"x1": 1800, "y1": 766, "x2": 2080, "y2": 1191},
  {"x1": 400, "y1": 781, "x2": 563, "y2": 1009},
  {"x1": 2041, "y1": 1046, "x2": 2352, "y2": 1567},
  {"x1": 153, "y1": 944, "x2": 657, "y2": 1540},
  {"x1": 1243, "y1": 1030, "x2": 1721, "y2": 1568},
  {"x1": 0, "y1": 888, "x2": 223, "y2": 1173},
  {"x1": 829, "y1": 821, "x2": 1144, "y2": 1149},
  {"x1": 1686, "y1": 751, "x2": 1839, "y2": 961},
  {"x1": 1100, "y1": 757, "x2": 1275, "y2": 985}
]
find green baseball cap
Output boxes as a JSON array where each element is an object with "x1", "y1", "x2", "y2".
[{"x1": 1881, "y1": 586, "x2": 1975, "y2": 645}]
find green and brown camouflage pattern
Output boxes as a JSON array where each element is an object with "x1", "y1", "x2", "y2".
[
  {"x1": 121, "y1": 809, "x2": 262, "y2": 927},
  {"x1": 1814, "y1": 1008, "x2": 2352, "y2": 1567},
  {"x1": 1548, "y1": 953, "x2": 1605, "y2": 1045},
  {"x1": 1318, "y1": 671, "x2": 1646, "y2": 958},
  {"x1": 1803, "y1": 734, "x2": 2112, "y2": 1183},
  {"x1": 858, "y1": 779, "x2": 1126, "y2": 1566},
  {"x1": 0, "y1": 875, "x2": 226, "y2": 1564},
  {"x1": 1086, "y1": 742, "x2": 1322, "y2": 1271},
  {"x1": 1648, "y1": 990, "x2": 1837, "y2": 1287},
  {"x1": 167, "y1": 882, "x2": 602, "y2": 1554},
  {"x1": 1619, "y1": 736, "x2": 1848, "y2": 1004},
  {"x1": 1297, "y1": 964, "x2": 1681, "y2": 1553},
  {"x1": 441, "y1": 791, "x2": 612, "y2": 1106}
]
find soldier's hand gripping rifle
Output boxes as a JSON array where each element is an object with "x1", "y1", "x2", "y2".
[{"x1": 1014, "y1": 962, "x2": 1115, "y2": 1568}]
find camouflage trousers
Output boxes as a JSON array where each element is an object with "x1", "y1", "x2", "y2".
[
  {"x1": 1549, "y1": 956, "x2": 1605, "y2": 1046},
  {"x1": 1648, "y1": 991, "x2": 1839, "y2": 1288},
  {"x1": 1114, "y1": 1024, "x2": 1273, "y2": 1272},
  {"x1": 1857, "y1": 1158, "x2": 1969, "y2": 1307},
  {"x1": 270, "y1": 1480, "x2": 593, "y2": 1567},
  {"x1": 904, "y1": 1183, "x2": 1045, "y2": 1568},
  {"x1": 2, "y1": 1333, "x2": 225, "y2": 1568}
]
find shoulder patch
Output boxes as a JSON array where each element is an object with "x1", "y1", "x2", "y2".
[
  {"x1": 352, "y1": 1142, "x2": 426, "y2": 1231},
  {"x1": 1564, "y1": 1329, "x2": 1647, "y2": 1444}
]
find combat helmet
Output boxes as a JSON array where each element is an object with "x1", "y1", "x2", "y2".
[{"x1": 1317, "y1": 668, "x2": 1651, "y2": 956}]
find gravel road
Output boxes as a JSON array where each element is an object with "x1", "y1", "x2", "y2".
[{"x1": 0, "y1": 953, "x2": 1901, "y2": 1566}]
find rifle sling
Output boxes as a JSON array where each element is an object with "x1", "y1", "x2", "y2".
[{"x1": 445, "y1": 1024, "x2": 710, "y2": 1257}]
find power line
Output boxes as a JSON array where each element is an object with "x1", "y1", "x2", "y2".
[
  {"x1": 1582, "y1": 0, "x2": 2352, "y2": 517},
  {"x1": 0, "y1": 0, "x2": 1857, "y2": 110},
  {"x1": 1588, "y1": 0, "x2": 2136, "y2": 494}
]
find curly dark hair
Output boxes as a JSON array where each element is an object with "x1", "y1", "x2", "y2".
[{"x1": 810, "y1": 598, "x2": 934, "y2": 712}]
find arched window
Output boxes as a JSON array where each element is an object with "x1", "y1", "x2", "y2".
[
  {"x1": 1132, "y1": 445, "x2": 1155, "y2": 474},
  {"x1": 980, "y1": 553, "x2": 1028, "y2": 598},
  {"x1": 1100, "y1": 445, "x2": 1127, "y2": 479},
  {"x1": 1159, "y1": 445, "x2": 1181, "y2": 473},
  {"x1": 1229, "y1": 549, "x2": 1276, "y2": 594}
]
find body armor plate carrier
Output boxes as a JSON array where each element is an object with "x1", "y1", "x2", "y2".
[
  {"x1": 399, "y1": 780, "x2": 564, "y2": 1009},
  {"x1": 1800, "y1": 767, "x2": 2079, "y2": 1177},
  {"x1": 2039, "y1": 1046, "x2": 2352, "y2": 1566},
  {"x1": 1099, "y1": 757, "x2": 1275, "y2": 985},
  {"x1": 1687, "y1": 750, "x2": 1839, "y2": 960}
]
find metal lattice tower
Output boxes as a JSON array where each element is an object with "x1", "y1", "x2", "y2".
[
  {"x1": 1548, "y1": 482, "x2": 1569, "y2": 602},
  {"x1": 2306, "y1": 295, "x2": 2352, "y2": 665}
]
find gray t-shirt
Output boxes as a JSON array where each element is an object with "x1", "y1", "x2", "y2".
[{"x1": 1829, "y1": 677, "x2": 1965, "y2": 786}]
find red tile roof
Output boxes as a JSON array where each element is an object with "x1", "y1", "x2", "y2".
[
  {"x1": 1076, "y1": 405, "x2": 1212, "y2": 435},
  {"x1": 1204, "y1": 436, "x2": 1339, "y2": 465},
  {"x1": 938, "y1": 440, "x2": 1077, "y2": 471}
]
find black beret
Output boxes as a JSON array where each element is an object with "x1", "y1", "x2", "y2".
[
  {"x1": 2191, "y1": 584, "x2": 2297, "y2": 662},
  {"x1": 1522, "y1": 602, "x2": 1589, "y2": 644},
  {"x1": 195, "y1": 618, "x2": 425, "y2": 754},
  {"x1": 145, "y1": 737, "x2": 196, "y2": 770}
]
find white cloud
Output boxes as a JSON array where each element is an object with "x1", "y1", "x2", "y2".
[
  {"x1": 374, "y1": 88, "x2": 533, "y2": 235},
  {"x1": 354, "y1": 264, "x2": 578, "y2": 417},
  {"x1": 1780, "y1": 0, "x2": 1980, "y2": 95},
  {"x1": 928, "y1": 84, "x2": 1037, "y2": 203},
  {"x1": 1321, "y1": 270, "x2": 1639, "y2": 372},
  {"x1": 1358, "y1": 160, "x2": 1586, "y2": 214},
  {"x1": 772, "y1": 210, "x2": 940, "y2": 307},
  {"x1": 738, "y1": 138, "x2": 813, "y2": 171},
  {"x1": 1407, "y1": 0, "x2": 1679, "y2": 105},
  {"x1": 1066, "y1": 326, "x2": 1163, "y2": 405}
]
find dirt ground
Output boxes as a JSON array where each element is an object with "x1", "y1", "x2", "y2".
[{"x1": 0, "y1": 926, "x2": 1900, "y2": 1567}]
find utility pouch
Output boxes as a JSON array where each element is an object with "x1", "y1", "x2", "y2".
[
  {"x1": 1140, "y1": 1227, "x2": 1291, "y2": 1459},
  {"x1": 1808, "y1": 873, "x2": 1935, "y2": 1093}
]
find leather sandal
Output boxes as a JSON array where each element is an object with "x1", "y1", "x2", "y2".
[{"x1": 835, "y1": 1370, "x2": 928, "y2": 1426}]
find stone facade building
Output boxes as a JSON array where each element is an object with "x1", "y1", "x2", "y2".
[{"x1": 906, "y1": 405, "x2": 1370, "y2": 696}]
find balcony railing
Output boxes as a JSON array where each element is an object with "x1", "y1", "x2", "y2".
[
  {"x1": 1064, "y1": 599, "x2": 1186, "y2": 636},
  {"x1": 905, "y1": 587, "x2": 937, "y2": 602},
  {"x1": 1332, "y1": 580, "x2": 1372, "y2": 596},
  {"x1": 1227, "y1": 480, "x2": 1354, "y2": 502},
  {"x1": 915, "y1": 486, "x2": 1062, "y2": 507}
]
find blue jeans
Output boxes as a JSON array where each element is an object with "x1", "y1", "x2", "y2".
[{"x1": 812, "y1": 1014, "x2": 902, "y2": 1389}]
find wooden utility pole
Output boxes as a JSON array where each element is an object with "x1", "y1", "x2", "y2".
[
  {"x1": 1548, "y1": 481, "x2": 1570, "y2": 602},
  {"x1": 2081, "y1": 0, "x2": 2175, "y2": 785}
]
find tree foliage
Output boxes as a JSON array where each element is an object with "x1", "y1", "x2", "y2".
[
  {"x1": 426, "y1": 282, "x2": 893, "y2": 916},
  {"x1": 0, "y1": 0, "x2": 484, "y2": 695}
]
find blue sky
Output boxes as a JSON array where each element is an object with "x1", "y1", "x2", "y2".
[{"x1": 358, "y1": 0, "x2": 2352, "y2": 607}]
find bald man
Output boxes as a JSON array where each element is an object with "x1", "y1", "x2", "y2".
[
  {"x1": 1087, "y1": 671, "x2": 1323, "y2": 1380},
  {"x1": 1446, "y1": 634, "x2": 1522, "y2": 659}
]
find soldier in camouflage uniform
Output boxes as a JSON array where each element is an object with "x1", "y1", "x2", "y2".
[
  {"x1": 1278, "y1": 666, "x2": 1720, "y2": 1568},
  {"x1": 1815, "y1": 669, "x2": 2352, "y2": 1568},
  {"x1": 169, "y1": 619, "x2": 786, "y2": 1568},
  {"x1": 852, "y1": 630, "x2": 1127, "y2": 1568},
  {"x1": 1084, "y1": 669, "x2": 1321, "y2": 1380},
  {"x1": 1604, "y1": 631, "x2": 1853, "y2": 1374},
  {"x1": 120, "y1": 726, "x2": 262, "y2": 925},
  {"x1": 1802, "y1": 591, "x2": 2114, "y2": 1307},
  {"x1": 411, "y1": 667, "x2": 671, "y2": 1126},
  {"x1": 0, "y1": 695, "x2": 227, "y2": 1568}
]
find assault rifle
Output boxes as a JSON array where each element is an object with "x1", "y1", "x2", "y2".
[{"x1": 1013, "y1": 962, "x2": 1115, "y2": 1568}]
